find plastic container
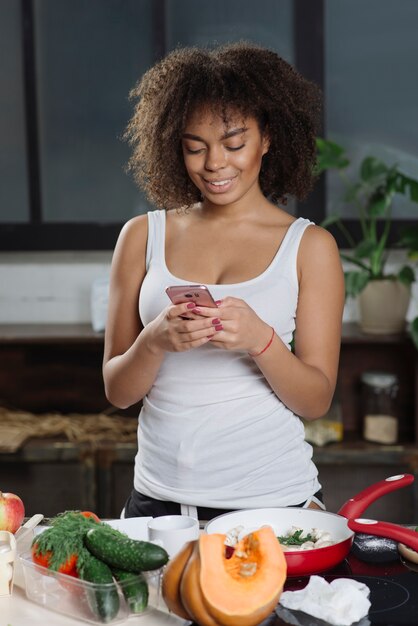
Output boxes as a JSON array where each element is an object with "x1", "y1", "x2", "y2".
[
  {"x1": 19, "y1": 551, "x2": 164, "y2": 624},
  {"x1": 361, "y1": 371, "x2": 399, "y2": 444},
  {"x1": 0, "y1": 531, "x2": 16, "y2": 596}
]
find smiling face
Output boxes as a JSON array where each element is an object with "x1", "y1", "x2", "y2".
[{"x1": 181, "y1": 107, "x2": 269, "y2": 208}]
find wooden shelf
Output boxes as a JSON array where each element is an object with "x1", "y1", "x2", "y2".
[
  {"x1": 2, "y1": 438, "x2": 418, "y2": 519},
  {"x1": 0, "y1": 322, "x2": 416, "y2": 518},
  {"x1": 0, "y1": 321, "x2": 416, "y2": 430},
  {"x1": 2, "y1": 437, "x2": 417, "y2": 465},
  {"x1": 0, "y1": 321, "x2": 410, "y2": 342},
  {"x1": 0, "y1": 323, "x2": 104, "y2": 344},
  {"x1": 340, "y1": 322, "x2": 412, "y2": 345}
]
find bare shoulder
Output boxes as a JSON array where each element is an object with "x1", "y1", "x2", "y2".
[
  {"x1": 298, "y1": 224, "x2": 342, "y2": 277},
  {"x1": 117, "y1": 214, "x2": 148, "y2": 249},
  {"x1": 300, "y1": 224, "x2": 340, "y2": 259},
  {"x1": 112, "y1": 214, "x2": 148, "y2": 266}
]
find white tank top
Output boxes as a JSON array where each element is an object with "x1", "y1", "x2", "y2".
[{"x1": 134, "y1": 209, "x2": 320, "y2": 508}]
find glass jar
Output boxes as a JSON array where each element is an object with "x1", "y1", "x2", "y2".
[{"x1": 361, "y1": 371, "x2": 399, "y2": 444}]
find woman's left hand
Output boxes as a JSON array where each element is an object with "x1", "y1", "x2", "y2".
[{"x1": 195, "y1": 296, "x2": 272, "y2": 355}]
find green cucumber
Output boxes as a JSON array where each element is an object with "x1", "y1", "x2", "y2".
[
  {"x1": 111, "y1": 568, "x2": 149, "y2": 613},
  {"x1": 85, "y1": 527, "x2": 169, "y2": 572},
  {"x1": 78, "y1": 553, "x2": 120, "y2": 623}
]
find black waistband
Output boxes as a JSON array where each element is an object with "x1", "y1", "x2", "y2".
[{"x1": 123, "y1": 488, "x2": 324, "y2": 521}]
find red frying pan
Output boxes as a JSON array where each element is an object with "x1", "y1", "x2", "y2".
[
  {"x1": 348, "y1": 517, "x2": 418, "y2": 551},
  {"x1": 204, "y1": 473, "x2": 414, "y2": 576}
]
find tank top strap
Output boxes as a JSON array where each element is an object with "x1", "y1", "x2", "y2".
[
  {"x1": 274, "y1": 217, "x2": 315, "y2": 285},
  {"x1": 145, "y1": 210, "x2": 166, "y2": 271}
]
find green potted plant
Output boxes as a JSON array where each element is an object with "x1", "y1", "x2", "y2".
[{"x1": 315, "y1": 138, "x2": 418, "y2": 344}]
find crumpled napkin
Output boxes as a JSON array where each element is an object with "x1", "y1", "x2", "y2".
[{"x1": 279, "y1": 576, "x2": 371, "y2": 626}]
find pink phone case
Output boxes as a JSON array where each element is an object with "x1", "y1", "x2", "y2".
[{"x1": 165, "y1": 284, "x2": 217, "y2": 307}]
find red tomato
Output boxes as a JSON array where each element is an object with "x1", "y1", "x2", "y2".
[
  {"x1": 58, "y1": 553, "x2": 78, "y2": 576},
  {"x1": 80, "y1": 511, "x2": 100, "y2": 523},
  {"x1": 31, "y1": 542, "x2": 78, "y2": 577},
  {"x1": 31, "y1": 543, "x2": 52, "y2": 568}
]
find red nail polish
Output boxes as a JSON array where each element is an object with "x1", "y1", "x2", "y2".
[
  {"x1": 215, "y1": 300, "x2": 222, "y2": 306},
  {"x1": 187, "y1": 302, "x2": 196, "y2": 309},
  {"x1": 212, "y1": 318, "x2": 221, "y2": 325},
  {"x1": 215, "y1": 324, "x2": 223, "y2": 331}
]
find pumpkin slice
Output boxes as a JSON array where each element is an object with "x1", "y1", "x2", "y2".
[
  {"x1": 180, "y1": 541, "x2": 221, "y2": 626},
  {"x1": 199, "y1": 526, "x2": 287, "y2": 626},
  {"x1": 161, "y1": 540, "x2": 195, "y2": 620}
]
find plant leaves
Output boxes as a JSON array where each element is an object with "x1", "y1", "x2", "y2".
[
  {"x1": 367, "y1": 191, "x2": 393, "y2": 217},
  {"x1": 344, "y1": 271, "x2": 370, "y2": 298},
  {"x1": 343, "y1": 182, "x2": 362, "y2": 202},
  {"x1": 396, "y1": 173, "x2": 418, "y2": 202},
  {"x1": 315, "y1": 138, "x2": 350, "y2": 173},
  {"x1": 409, "y1": 179, "x2": 418, "y2": 202},
  {"x1": 360, "y1": 157, "x2": 388, "y2": 182},
  {"x1": 354, "y1": 239, "x2": 377, "y2": 259},
  {"x1": 411, "y1": 317, "x2": 418, "y2": 350},
  {"x1": 398, "y1": 265, "x2": 415, "y2": 285},
  {"x1": 398, "y1": 226, "x2": 418, "y2": 251},
  {"x1": 320, "y1": 214, "x2": 342, "y2": 229}
]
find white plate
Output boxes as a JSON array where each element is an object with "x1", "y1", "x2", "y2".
[{"x1": 104, "y1": 517, "x2": 152, "y2": 541}]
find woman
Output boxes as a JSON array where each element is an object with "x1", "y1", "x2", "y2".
[{"x1": 103, "y1": 43, "x2": 345, "y2": 520}]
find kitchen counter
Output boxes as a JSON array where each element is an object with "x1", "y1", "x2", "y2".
[
  {"x1": 5, "y1": 552, "x2": 418, "y2": 626},
  {"x1": 0, "y1": 586, "x2": 185, "y2": 626},
  {"x1": 4, "y1": 528, "x2": 418, "y2": 626}
]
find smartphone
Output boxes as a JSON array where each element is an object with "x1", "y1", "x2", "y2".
[{"x1": 165, "y1": 284, "x2": 217, "y2": 308}]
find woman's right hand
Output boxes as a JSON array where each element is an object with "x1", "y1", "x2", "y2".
[{"x1": 146, "y1": 302, "x2": 221, "y2": 353}]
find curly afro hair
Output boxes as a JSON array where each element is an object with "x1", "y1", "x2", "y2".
[{"x1": 124, "y1": 42, "x2": 321, "y2": 209}]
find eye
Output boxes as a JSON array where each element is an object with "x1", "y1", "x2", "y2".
[
  {"x1": 225, "y1": 144, "x2": 245, "y2": 152},
  {"x1": 184, "y1": 146, "x2": 205, "y2": 154}
]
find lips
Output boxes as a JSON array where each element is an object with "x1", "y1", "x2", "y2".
[{"x1": 202, "y1": 176, "x2": 237, "y2": 193}]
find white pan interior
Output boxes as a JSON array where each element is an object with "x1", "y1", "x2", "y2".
[{"x1": 204, "y1": 507, "x2": 352, "y2": 548}]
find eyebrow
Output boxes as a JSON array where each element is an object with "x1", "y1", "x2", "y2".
[{"x1": 182, "y1": 127, "x2": 247, "y2": 141}]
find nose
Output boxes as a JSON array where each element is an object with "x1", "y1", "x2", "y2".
[{"x1": 204, "y1": 146, "x2": 226, "y2": 171}]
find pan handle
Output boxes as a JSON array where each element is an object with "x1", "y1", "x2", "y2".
[
  {"x1": 348, "y1": 518, "x2": 418, "y2": 552},
  {"x1": 337, "y1": 474, "x2": 414, "y2": 519}
]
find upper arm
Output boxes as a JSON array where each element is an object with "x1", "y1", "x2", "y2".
[
  {"x1": 294, "y1": 225, "x2": 345, "y2": 390},
  {"x1": 103, "y1": 214, "x2": 148, "y2": 366}
]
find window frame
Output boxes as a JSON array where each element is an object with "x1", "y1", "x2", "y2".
[{"x1": 0, "y1": 0, "x2": 408, "y2": 251}]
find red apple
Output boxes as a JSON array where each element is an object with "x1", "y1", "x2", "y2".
[{"x1": 0, "y1": 491, "x2": 25, "y2": 533}]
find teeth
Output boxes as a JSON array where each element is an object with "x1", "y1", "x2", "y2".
[{"x1": 209, "y1": 179, "x2": 231, "y2": 186}]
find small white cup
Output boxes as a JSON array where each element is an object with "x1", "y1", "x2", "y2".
[{"x1": 147, "y1": 515, "x2": 199, "y2": 558}]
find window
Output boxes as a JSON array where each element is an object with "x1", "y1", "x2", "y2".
[
  {"x1": 0, "y1": 0, "x2": 30, "y2": 222},
  {"x1": 325, "y1": 0, "x2": 418, "y2": 243},
  {"x1": 1, "y1": 0, "x2": 415, "y2": 250},
  {"x1": 0, "y1": 0, "x2": 308, "y2": 250}
]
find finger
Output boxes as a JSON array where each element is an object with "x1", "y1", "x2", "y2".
[
  {"x1": 178, "y1": 325, "x2": 221, "y2": 344},
  {"x1": 184, "y1": 335, "x2": 215, "y2": 350},
  {"x1": 179, "y1": 310, "x2": 204, "y2": 321},
  {"x1": 188, "y1": 305, "x2": 220, "y2": 318},
  {"x1": 180, "y1": 313, "x2": 223, "y2": 332},
  {"x1": 207, "y1": 338, "x2": 224, "y2": 348},
  {"x1": 177, "y1": 317, "x2": 219, "y2": 334},
  {"x1": 167, "y1": 301, "x2": 197, "y2": 320},
  {"x1": 216, "y1": 296, "x2": 242, "y2": 307}
]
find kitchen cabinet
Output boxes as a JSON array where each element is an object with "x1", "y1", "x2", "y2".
[
  {"x1": 0, "y1": 323, "x2": 417, "y2": 520},
  {"x1": 337, "y1": 323, "x2": 417, "y2": 443}
]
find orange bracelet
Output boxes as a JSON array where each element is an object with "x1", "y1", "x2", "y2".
[{"x1": 248, "y1": 326, "x2": 275, "y2": 358}]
